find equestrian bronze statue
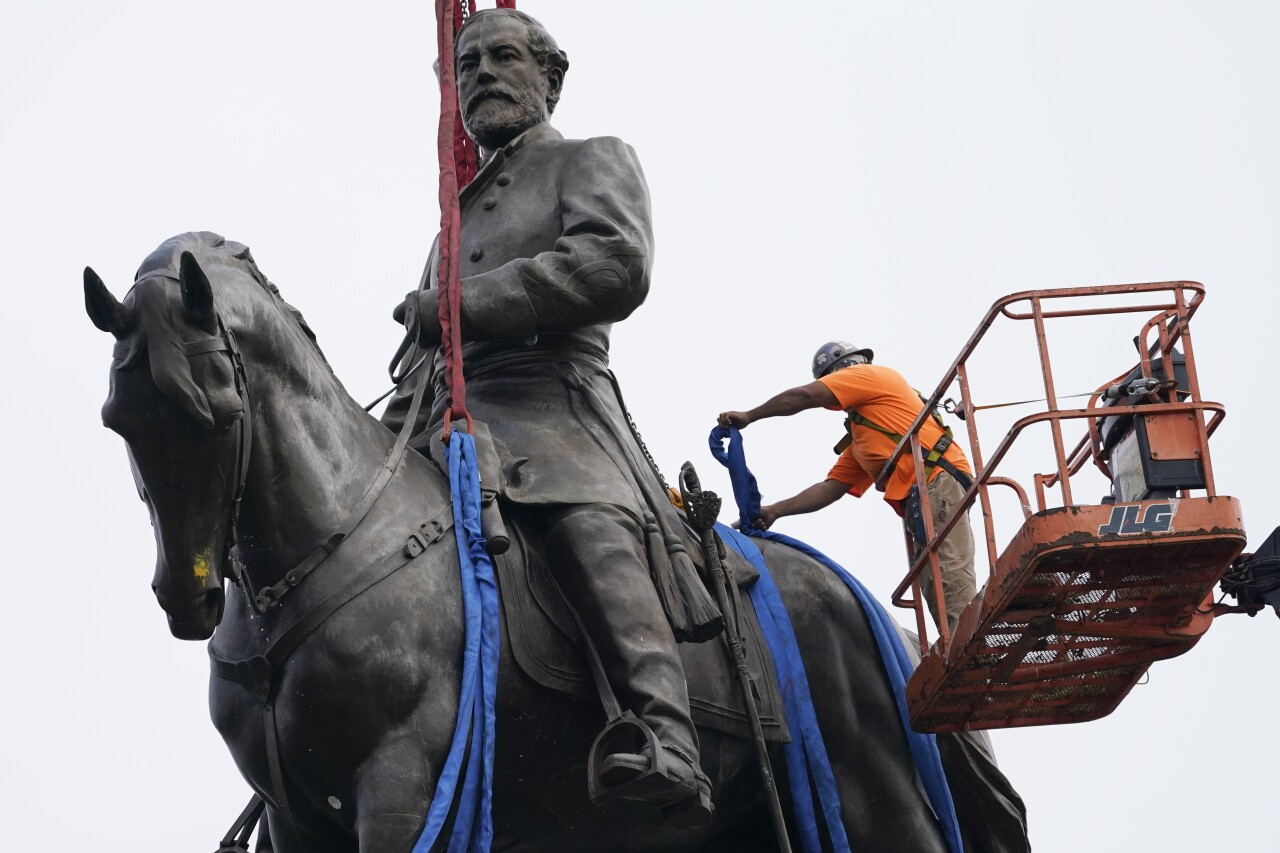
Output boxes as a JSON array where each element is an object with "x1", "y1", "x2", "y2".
[
  {"x1": 387, "y1": 8, "x2": 722, "y2": 824},
  {"x1": 83, "y1": 9, "x2": 1029, "y2": 853}
]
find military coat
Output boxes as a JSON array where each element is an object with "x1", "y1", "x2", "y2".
[{"x1": 384, "y1": 123, "x2": 660, "y2": 509}]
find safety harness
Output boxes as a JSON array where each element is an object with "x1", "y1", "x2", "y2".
[{"x1": 834, "y1": 396, "x2": 972, "y2": 491}]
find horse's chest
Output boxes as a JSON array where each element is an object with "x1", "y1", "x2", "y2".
[{"x1": 210, "y1": 589, "x2": 459, "y2": 799}]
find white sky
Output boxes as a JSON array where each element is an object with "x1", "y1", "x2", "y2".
[{"x1": 3, "y1": 2, "x2": 1277, "y2": 850}]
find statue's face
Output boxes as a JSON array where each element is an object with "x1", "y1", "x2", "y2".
[{"x1": 456, "y1": 16, "x2": 556, "y2": 150}]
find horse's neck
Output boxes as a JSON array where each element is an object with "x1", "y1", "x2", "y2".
[{"x1": 236, "y1": 348, "x2": 396, "y2": 585}]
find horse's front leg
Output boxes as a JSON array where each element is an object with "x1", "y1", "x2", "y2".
[
  {"x1": 254, "y1": 810, "x2": 273, "y2": 853},
  {"x1": 354, "y1": 729, "x2": 441, "y2": 852}
]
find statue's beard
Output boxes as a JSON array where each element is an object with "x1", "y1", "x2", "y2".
[{"x1": 463, "y1": 85, "x2": 546, "y2": 150}]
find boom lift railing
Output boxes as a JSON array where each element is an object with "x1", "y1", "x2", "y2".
[{"x1": 875, "y1": 282, "x2": 1226, "y2": 657}]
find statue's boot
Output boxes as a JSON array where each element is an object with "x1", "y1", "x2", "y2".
[{"x1": 545, "y1": 504, "x2": 713, "y2": 828}]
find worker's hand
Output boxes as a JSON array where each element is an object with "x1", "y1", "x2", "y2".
[
  {"x1": 753, "y1": 504, "x2": 781, "y2": 531},
  {"x1": 393, "y1": 290, "x2": 442, "y2": 346},
  {"x1": 732, "y1": 504, "x2": 781, "y2": 531},
  {"x1": 718, "y1": 410, "x2": 753, "y2": 429}
]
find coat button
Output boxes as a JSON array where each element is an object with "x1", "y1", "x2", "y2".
[
  {"x1": 470, "y1": 248, "x2": 484, "y2": 262},
  {"x1": 496, "y1": 173, "x2": 512, "y2": 187},
  {"x1": 482, "y1": 197, "x2": 496, "y2": 210}
]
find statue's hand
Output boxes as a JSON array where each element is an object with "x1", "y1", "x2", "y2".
[{"x1": 394, "y1": 290, "x2": 443, "y2": 346}]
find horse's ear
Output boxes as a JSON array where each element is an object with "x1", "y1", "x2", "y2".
[
  {"x1": 84, "y1": 266, "x2": 132, "y2": 338},
  {"x1": 179, "y1": 251, "x2": 216, "y2": 333}
]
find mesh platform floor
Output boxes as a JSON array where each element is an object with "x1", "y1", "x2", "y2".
[{"x1": 908, "y1": 498, "x2": 1246, "y2": 733}]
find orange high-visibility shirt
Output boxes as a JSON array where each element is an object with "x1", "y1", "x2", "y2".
[{"x1": 818, "y1": 364, "x2": 972, "y2": 503}]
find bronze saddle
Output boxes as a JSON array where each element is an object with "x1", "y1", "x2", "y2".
[{"x1": 494, "y1": 520, "x2": 790, "y2": 744}]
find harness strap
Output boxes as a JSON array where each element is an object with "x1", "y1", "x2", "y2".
[
  {"x1": 161, "y1": 258, "x2": 433, "y2": 612},
  {"x1": 247, "y1": 358, "x2": 432, "y2": 612},
  {"x1": 216, "y1": 794, "x2": 265, "y2": 853},
  {"x1": 931, "y1": 454, "x2": 973, "y2": 492},
  {"x1": 184, "y1": 337, "x2": 230, "y2": 357},
  {"x1": 248, "y1": 331, "x2": 434, "y2": 612},
  {"x1": 923, "y1": 430, "x2": 953, "y2": 468},
  {"x1": 262, "y1": 702, "x2": 289, "y2": 815},
  {"x1": 210, "y1": 510, "x2": 454, "y2": 698},
  {"x1": 210, "y1": 508, "x2": 454, "y2": 811},
  {"x1": 204, "y1": 315, "x2": 438, "y2": 815},
  {"x1": 182, "y1": 329, "x2": 253, "y2": 584},
  {"x1": 834, "y1": 399, "x2": 962, "y2": 482}
]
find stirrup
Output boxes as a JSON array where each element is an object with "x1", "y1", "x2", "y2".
[
  {"x1": 587, "y1": 713, "x2": 714, "y2": 829},
  {"x1": 587, "y1": 711, "x2": 663, "y2": 805}
]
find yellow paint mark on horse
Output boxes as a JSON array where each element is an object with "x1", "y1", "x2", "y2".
[{"x1": 193, "y1": 549, "x2": 212, "y2": 580}]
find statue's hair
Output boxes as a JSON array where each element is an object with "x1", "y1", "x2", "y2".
[{"x1": 459, "y1": 8, "x2": 569, "y2": 113}]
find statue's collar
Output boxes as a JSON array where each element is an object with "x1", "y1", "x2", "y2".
[{"x1": 464, "y1": 123, "x2": 562, "y2": 197}]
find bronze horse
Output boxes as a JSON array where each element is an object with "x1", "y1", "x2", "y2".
[{"x1": 85, "y1": 232, "x2": 1028, "y2": 852}]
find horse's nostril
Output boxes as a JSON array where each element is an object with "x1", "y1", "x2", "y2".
[{"x1": 204, "y1": 589, "x2": 221, "y2": 609}]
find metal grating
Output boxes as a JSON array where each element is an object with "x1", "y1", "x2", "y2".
[{"x1": 907, "y1": 500, "x2": 1246, "y2": 733}]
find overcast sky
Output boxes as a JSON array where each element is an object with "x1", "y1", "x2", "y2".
[{"x1": 3, "y1": 2, "x2": 1277, "y2": 850}]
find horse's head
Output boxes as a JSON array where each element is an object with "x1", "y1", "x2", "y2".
[{"x1": 85, "y1": 233, "x2": 266, "y2": 639}]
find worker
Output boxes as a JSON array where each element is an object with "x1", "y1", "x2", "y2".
[{"x1": 717, "y1": 341, "x2": 978, "y2": 633}]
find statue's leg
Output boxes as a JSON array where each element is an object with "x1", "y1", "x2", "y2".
[
  {"x1": 353, "y1": 734, "x2": 435, "y2": 853},
  {"x1": 543, "y1": 503, "x2": 710, "y2": 816}
]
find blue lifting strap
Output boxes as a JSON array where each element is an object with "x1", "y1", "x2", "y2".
[
  {"x1": 413, "y1": 431, "x2": 500, "y2": 853},
  {"x1": 709, "y1": 425, "x2": 963, "y2": 853}
]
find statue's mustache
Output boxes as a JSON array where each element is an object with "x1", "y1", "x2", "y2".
[{"x1": 466, "y1": 87, "x2": 520, "y2": 113}]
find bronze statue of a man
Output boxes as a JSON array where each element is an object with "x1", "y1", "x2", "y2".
[{"x1": 383, "y1": 8, "x2": 715, "y2": 824}]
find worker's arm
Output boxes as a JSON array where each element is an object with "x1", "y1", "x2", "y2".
[
  {"x1": 752, "y1": 478, "x2": 852, "y2": 530},
  {"x1": 718, "y1": 381, "x2": 839, "y2": 430}
]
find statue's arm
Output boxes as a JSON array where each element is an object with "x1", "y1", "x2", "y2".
[
  {"x1": 381, "y1": 250, "x2": 440, "y2": 433},
  {"x1": 440, "y1": 136, "x2": 654, "y2": 340}
]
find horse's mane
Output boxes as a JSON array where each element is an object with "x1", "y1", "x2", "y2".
[{"x1": 135, "y1": 231, "x2": 331, "y2": 370}]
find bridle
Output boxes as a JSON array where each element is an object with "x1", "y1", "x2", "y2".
[
  {"x1": 128, "y1": 267, "x2": 444, "y2": 829},
  {"x1": 131, "y1": 271, "x2": 430, "y2": 615},
  {"x1": 181, "y1": 320, "x2": 261, "y2": 603}
]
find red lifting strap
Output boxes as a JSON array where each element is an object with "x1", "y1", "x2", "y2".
[
  {"x1": 434, "y1": 0, "x2": 466, "y2": 433},
  {"x1": 435, "y1": 0, "x2": 515, "y2": 436}
]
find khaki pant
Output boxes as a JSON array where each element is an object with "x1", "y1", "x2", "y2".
[{"x1": 912, "y1": 470, "x2": 978, "y2": 633}]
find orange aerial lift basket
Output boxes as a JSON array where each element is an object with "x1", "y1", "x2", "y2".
[{"x1": 887, "y1": 282, "x2": 1248, "y2": 733}]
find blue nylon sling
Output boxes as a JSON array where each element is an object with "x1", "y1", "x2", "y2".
[
  {"x1": 412, "y1": 431, "x2": 500, "y2": 853},
  {"x1": 718, "y1": 522, "x2": 845, "y2": 853},
  {"x1": 709, "y1": 425, "x2": 963, "y2": 853}
]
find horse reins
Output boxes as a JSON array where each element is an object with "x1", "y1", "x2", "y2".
[
  {"x1": 148, "y1": 269, "x2": 432, "y2": 615},
  {"x1": 175, "y1": 287, "x2": 448, "y2": 823},
  {"x1": 133, "y1": 270, "x2": 447, "y2": 816}
]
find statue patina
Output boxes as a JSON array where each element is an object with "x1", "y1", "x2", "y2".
[
  {"x1": 86, "y1": 231, "x2": 1030, "y2": 851},
  {"x1": 83, "y1": 12, "x2": 1033, "y2": 853},
  {"x1": 385, "y1": 8, "x2": 720, "y2": 822}
]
